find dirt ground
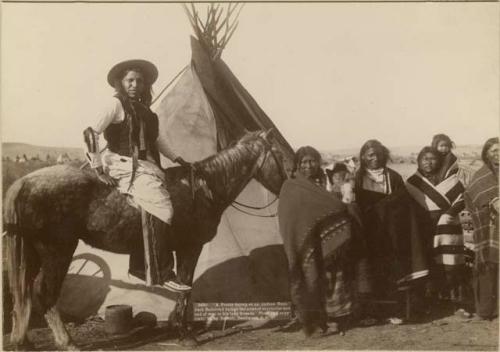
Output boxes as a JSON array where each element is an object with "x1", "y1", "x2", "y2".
[{"x1": 3, "y1": 303, "x2": 498, "y2": 351}]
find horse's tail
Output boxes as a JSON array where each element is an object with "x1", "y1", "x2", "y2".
[{"x1": 3, "y1": 178, "x2": 35, "y2": 342}]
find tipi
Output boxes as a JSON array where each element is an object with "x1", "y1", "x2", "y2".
[{"x1": 155, "y1": 3, "x2": 294, "y2": 305}]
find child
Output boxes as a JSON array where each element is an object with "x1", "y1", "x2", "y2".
[
  {"x1": 431, "y1": 133, "x2": 459, "y2": 183},
  {"x1": 326, "y1": 163, "x2": 355, "y2": 204}
]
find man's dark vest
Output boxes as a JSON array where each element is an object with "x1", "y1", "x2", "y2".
[{"x1": 104, "y1": 96, "x2": 161, "y2": 166}]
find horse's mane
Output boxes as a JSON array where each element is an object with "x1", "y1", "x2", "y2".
[{"x1": 194, "y1": 131, "x2": 263, "y2": 185}]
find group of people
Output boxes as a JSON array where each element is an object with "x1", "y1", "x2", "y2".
[
  {"x1": 278, "y1": 134, "x2": 499, "y2": 337},
  {"x1": 84, "y1": 58, "x2": 497, "y2": 337}
]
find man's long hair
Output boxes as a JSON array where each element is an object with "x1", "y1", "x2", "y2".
[
  {"x1": 481, "y1": 137, "x2": 499, "y2": 167},
  {"x1": 112, "y1": 67, "x2": 154, "y2": 106},
  {"x1": 358, "y1": 139, "x2": 391, "y2": 172}
]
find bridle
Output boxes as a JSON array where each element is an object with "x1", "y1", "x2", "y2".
[{"x1": 230, "y1": 134, "x2": 287, "y2": 218}]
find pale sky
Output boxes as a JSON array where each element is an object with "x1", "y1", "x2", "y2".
[{"x1": 1, "y1": 2, "x2": 498, "y2": 151}]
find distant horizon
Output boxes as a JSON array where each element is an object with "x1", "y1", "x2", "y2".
[{"x1": 1, "y1": 139, "x2": 484, "y2": 156}]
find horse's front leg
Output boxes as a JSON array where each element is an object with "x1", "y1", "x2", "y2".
[
  {"x1": 173, "y1": 243, "x2": 203, "y2": 346},
  {"x1": 174, "y1": 292, "x2": 194, "y2": 340}
]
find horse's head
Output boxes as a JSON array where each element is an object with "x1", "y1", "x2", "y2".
[
  {"x1": 194, "y1": 130, "x2": 288, "y2": 204},
  {"x1": 237, "y1": 129, "x2": 288, "y2": 195}
]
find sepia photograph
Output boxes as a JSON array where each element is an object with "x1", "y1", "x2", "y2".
[{"x1": 1, "y1": 1, "x2": 499, "y2": 350}]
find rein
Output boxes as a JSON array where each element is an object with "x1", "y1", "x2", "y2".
[
  {"x1": 187, "y1": 133, "x2": 285, "y2": 218},
  {"x1": 228, "y1": 136, "x2": 285, "y2": 218}
]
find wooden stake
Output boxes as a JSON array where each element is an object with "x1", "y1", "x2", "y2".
[{"x1": 406, "y1": 289, "x2": 411, "y2": 321}]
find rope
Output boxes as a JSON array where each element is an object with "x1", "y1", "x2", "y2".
[
  {"x1": 232, "y1": 196, "x2": 278, "y2": 210},
  {"x1": 230, "y1": 203, "x2": 277, "y2": 218},
  {"x1": 151, "y1": 65, "x2": 189, "y2": 105},
  {"x1": 228, "y1": 137, "x2": 283, "y2": 217}
]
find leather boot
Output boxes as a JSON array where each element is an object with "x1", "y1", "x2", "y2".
[{"x1": 129, "y1": 213, "x2": 175, "y2": 284}]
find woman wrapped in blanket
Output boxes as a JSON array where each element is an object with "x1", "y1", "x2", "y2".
[
  {"x1": 405, "y1": 147, "x2": 469, "y2": 314},
  {"x1": 277, "y1": 146, "x2": 366, "y2": 337},
  {"x1": 354, "y1": 140, "x2": 428, "y2": 324},
  {"x1": 464, "y1": 137, "x2": 499, "y2": 320}
]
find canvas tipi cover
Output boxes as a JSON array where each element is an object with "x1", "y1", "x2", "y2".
[{"x1": 155, "y1": 36, "x2": 293, "y2": 304}]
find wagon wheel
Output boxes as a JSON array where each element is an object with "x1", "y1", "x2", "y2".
[
  {"x1": 67, "y1": 253, "x2": 112, "y2": 282},
  {"x1": 60, "y1": 253, "x2": 113, "y2": 321}
]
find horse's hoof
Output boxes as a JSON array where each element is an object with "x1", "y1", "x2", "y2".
[
  {"x1": 66, "y1": 344, "x2": 80, "y2": 351},
  {"x1": 56, "y1": 343, "x2": 80, "y2": 351},
  {"x1": 179, "y1": 337, "x2": 198, "y2": 348},
  {"x1": 11, "y1": 341, "x2": 35, "y2": 351}
]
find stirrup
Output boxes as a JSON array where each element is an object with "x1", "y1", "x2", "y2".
[{"x1": 161, "y1": 280, "x2": 192, "y2": 292}]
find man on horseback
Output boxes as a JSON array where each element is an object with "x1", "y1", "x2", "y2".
[{"x1": 83, "y1": 59, "x2": 191, "y2": 292}]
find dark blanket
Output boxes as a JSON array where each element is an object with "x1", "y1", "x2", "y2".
[
  {"x1": 355, "y1": 168, "x2": 428, "y2": 298},
  {"x1": 278, "y1": 174, "x2": 351, "y2": 332},
  {"x1": 437, "y1": 152, "x2": 459, "y2": 184}
]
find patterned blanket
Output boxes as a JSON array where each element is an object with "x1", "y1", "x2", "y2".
[
  {"x1": 464, "y1": 164, "x2": 499, "y2": 266},
  {"x1": 278, "y1": 174, "x2": 351, "y2": 331}
]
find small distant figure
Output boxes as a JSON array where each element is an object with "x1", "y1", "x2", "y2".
[
  {"x1": 46, "y1": 154, "x2": 52, "y2": 161},
  {"x1": 17, "y1": 154, "x2": 28, "y2": 163},
  {"x1": 56, "y1": 153, "x2": 71, "y2": 164}
]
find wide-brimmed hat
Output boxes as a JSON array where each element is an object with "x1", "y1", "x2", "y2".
[{"x1": 107, "y1": 59, "x2": 158, "y2": 87}]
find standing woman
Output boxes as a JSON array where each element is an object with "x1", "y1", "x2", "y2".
[
  {"x1": 464, "y1": 137, "x2": 499, "y2": 320},
  {"x1": 83, "y1": 59, "x2": 191, "y2": 292},
  {"x1": 405, "y1": 147, "x2": 466, "y2": 309},
  {"x1": 431, "y1": 133, "x2": 458, "y2": 183},
  {"x1": 278, "y1": 146, "x2": 355, "y2": 337},
  {"x1": 355, "y1": 140, "x2": 427, "y2": 322}
]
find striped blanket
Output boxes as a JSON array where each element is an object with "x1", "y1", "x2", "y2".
[
  {"x1": 464, "y1": 164, "x2": 499, "y2": 266},
  {"x1": 406, "y1": 171, "x2": 465, "y2": 267}
]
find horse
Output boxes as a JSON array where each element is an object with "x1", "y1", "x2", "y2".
[{"x1": 3, "y1": 130, "x2": 287, "y2": 350}]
